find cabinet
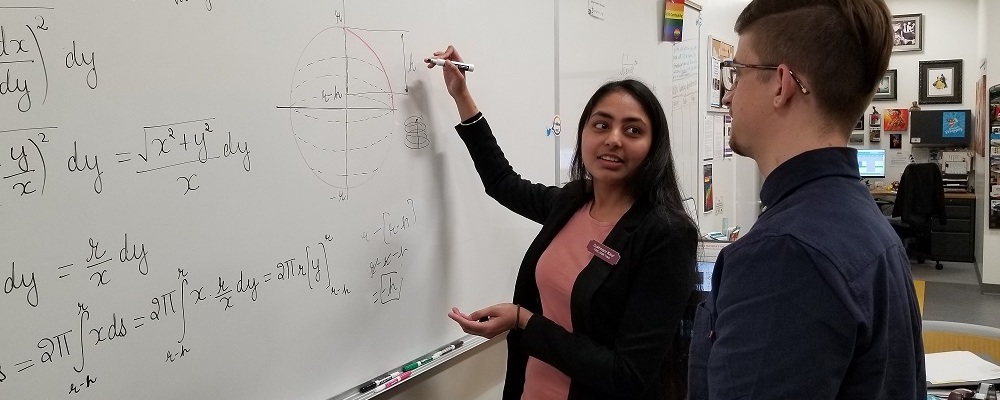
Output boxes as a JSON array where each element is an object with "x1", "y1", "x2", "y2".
[
  {"x1": 930, "y1": 196, "x2": 976, "y2": 263},
  {"x1": 871, "y1": 191, "x2": 977, "y2": 265}
]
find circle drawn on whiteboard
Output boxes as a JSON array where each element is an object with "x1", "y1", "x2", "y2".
[
  {"x1": 551, "y1": 115, "x2": 562, "y2": 136},
  {"x1": 288, "y1": 27, "x2": 396, "y2": 190},
  {"x1": 404, "y1": 116, "x2": 429, "y2": 150}
]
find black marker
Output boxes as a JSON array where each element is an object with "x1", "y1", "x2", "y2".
[{"x1": 359, "y1": 371, "x2": 401, "y2": 393}]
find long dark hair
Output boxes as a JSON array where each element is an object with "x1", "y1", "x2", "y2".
[
  {"x1": 569, "y1": 79, "x2": 694, "y2": 228},
  {"x1": 571, "y1": 79, "x2": 698, "y2": 399}
]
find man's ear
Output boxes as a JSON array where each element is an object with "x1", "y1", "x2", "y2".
[{"x1": 772, "y1": 66, "x2": 798, "y2": 108}]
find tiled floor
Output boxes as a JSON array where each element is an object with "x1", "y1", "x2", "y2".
[{"x1": 912, "y1": 260, "x2": 1000, "y2": 328}]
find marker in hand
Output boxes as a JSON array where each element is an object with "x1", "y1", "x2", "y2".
[{"x1": 426, "y1": 58, "x2": 475, "y2": 72}]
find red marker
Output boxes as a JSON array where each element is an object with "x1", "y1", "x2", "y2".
[{"x1": 370, "y1": 371, "x2": 412, "y2": 394}]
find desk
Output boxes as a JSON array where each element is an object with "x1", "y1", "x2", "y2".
[
  {"x1": 870, "y1": 189, "x2": 977, "y2": 200},
  {"x1": 871, "y1": 190, "x2": 977, "y2": 263}
]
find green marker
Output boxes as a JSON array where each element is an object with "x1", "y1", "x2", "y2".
[
  {"x1": 401, "y1": 340, "x2": 464, "y2": 372},
  {"x1": 402, "y1": 356, "x2": 433, "y2": 372}
]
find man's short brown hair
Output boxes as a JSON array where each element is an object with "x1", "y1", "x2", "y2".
[{"x1": 735, "y1": 0, "x2": 892, "y2": 132}]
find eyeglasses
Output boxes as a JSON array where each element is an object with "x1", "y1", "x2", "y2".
[{"x1": 720, "y1": 60, "x2": 810, "y2": 94}]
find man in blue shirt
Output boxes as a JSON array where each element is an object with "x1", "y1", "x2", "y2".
[{"x1": 687, "y1": 1, "x2": 926, "y2": 399}]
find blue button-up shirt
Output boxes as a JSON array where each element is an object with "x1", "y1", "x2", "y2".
[{"x1": 688, "y1": 147, "x2": 926, "y2": 399}]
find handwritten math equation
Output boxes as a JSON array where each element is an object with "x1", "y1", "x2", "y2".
[
  {"x1": 1, "y1": 7, "x2": 98, "y2": 114},
  {"x1": 359, "y1": 199, "x2": 417, "y2": 305},
  {"x1": 0, "y1": 118, "x2": 252, "y2": 206},
  {"x1": 1, "y1": 238, "x2": 342, "y2": 395},
  {"x1": 124, "y1": 118, "x2": 252, "y2": 195},
  {"x1": 1, "y1": 3, "x2": 214, "y2": 114},
  {"x1": 1, "y1": 199, "x2": 420, "y2": 395}
]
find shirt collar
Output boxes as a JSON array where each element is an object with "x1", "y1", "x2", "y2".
[{"x1": 759, "y1": 147, "x2": 860, "y2": 212}]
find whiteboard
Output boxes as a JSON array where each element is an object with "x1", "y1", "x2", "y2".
[
  {"x1": 557, "y1": 0, "x2": 701, "y2": 205},
  {"x1": 669, "y1": 3, "x2": 703, "y2": 216},
  {"x1": 0, "y1": 1, "x2": 554, "y2": 399}
]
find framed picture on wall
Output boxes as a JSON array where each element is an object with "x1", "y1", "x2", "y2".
[
  {"x1": 919, "y1": 59, "x2": 964, "y2": 104},
  {"x1": 874, "y1": 69, "x2": 897, "y2": 101},
  {"x1": 892, "y1": 14, "x2": 922, "y2": 52},
  {"x1": 883, "y1": 108, "x2": 908, "y2": 131},
  {"x1": 889, "y1": 133, "x2": 902, "y2": 149}
]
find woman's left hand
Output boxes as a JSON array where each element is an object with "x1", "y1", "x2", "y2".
[{"x1": 448, "y1": 304, "x2": 526, "y2": 339}]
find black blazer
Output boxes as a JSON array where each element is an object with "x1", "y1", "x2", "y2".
[{"x1": 456, "y1": 115, "x2": 697, "y2": 400}]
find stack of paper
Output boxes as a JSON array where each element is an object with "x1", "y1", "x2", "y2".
[{"x1": 925, "y1": 351, "x2": 1000, "y2": 386}]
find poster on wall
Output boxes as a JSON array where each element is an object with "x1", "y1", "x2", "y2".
[
  {"x1": 883, "y1": 109, "x2": 908, "y2": 131},
  {"x1": 662, "y1": 0, "x2": 685, "y2": 42},
  {"x1": 703, "y1": 116, "x2": 714, "y2": 161},
  {"x1": 889, "y1": 133, "x2": 902, "y2": 149},
  {"x1": 990, "y1": 126, "x2": 1000, "y2": 229},
  {"x1": 942, "y1": 111, "x2": 967, "y2": 138},
  {"x1": 714, "y1": 115, "x2": 725, "y2": 159},
  {"x1": 709, "y1": 36, "x2": 734, "y2": 110},
  {"x1": 869, "y1": 108, "x2": 882, "y2": 142},
  {"x1": 723, "y1": 115, "x2": 733, "y2": 158},
  {"x1": 710, "y1": 57, "x2": 722, "y2": 109},
  {"x1": 703, "y1": 163, "x2": 714, "y2": 213},
  {"x1": 975, "y1": 75, "x2": 988, "y2": 157}
]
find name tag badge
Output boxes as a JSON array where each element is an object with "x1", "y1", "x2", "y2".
[{"x1": 587, "y1": 240, "x2": 620, "y2": 266}]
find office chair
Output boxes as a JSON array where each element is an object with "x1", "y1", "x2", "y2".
[{"x1": 889, "y1": 163, "x2": 947, "y2": 269}]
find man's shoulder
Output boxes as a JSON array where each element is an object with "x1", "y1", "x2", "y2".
[{"x1": 762, "y1": 180, "x2": 899, "y2": 250}]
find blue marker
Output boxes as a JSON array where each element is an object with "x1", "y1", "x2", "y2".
[{"x1": 426, "y1": 58, "x2": 475, "y2": 72}]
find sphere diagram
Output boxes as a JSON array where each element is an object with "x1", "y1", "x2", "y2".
[{"x1": 287, "y1": 27, "x2": 397, "y2": 189}]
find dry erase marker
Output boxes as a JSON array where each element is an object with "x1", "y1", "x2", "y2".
[
  {"x1": 430, "y1": 342, "x2": 461, "y2": 359},
  {"x1": 426, "y1": 58, "x2": 475, "y2": 72},
  {"x1": 401, "y1": 341, "x2": 465, "y2": 371},
  {"x1": 401, "y1": 355, "x2": 433, "y2": 372},
  {"x1": 370, "y1": 371, "x2": 412, "y2": 394},
  {"x1": 358, "y1": 371, "x2": 401, "y2": 393}
]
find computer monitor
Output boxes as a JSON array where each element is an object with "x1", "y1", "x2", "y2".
[
  {"x1": 696, "y1": 261, "x2": 715, "y2": 292},
  {"x1": 696, "y1": 240, "x2": 730, "y2": 293},
  {"x1": 857, "y1": 149, "x2": 886, "y2": 178}
]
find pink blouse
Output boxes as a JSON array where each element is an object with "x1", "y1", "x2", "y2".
[{"x1": 522, "y1": 202, "x2": 617, "y2": 400}]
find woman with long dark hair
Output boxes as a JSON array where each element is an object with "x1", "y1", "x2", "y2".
[{"x1": 429, "y1": 45, "x2": 697, "y2": 400}]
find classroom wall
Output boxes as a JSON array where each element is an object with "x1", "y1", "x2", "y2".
[
  {"x1": 867, "y1": 0, "x2": 979, "y2": 183},
  {"x1": 697, "y1": 0, "x2": 760, "y2": 235},
  {"x1": 886, "y1": 0, "x2": 1000, "y2": 289},
  {"x1": 857, "y1": 0, "x2": 1000, "y2": 288}
]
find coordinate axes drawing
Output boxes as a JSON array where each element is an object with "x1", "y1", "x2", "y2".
[{"x1": 281, "y1": 19, "x2": 424, "y2": 194}]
